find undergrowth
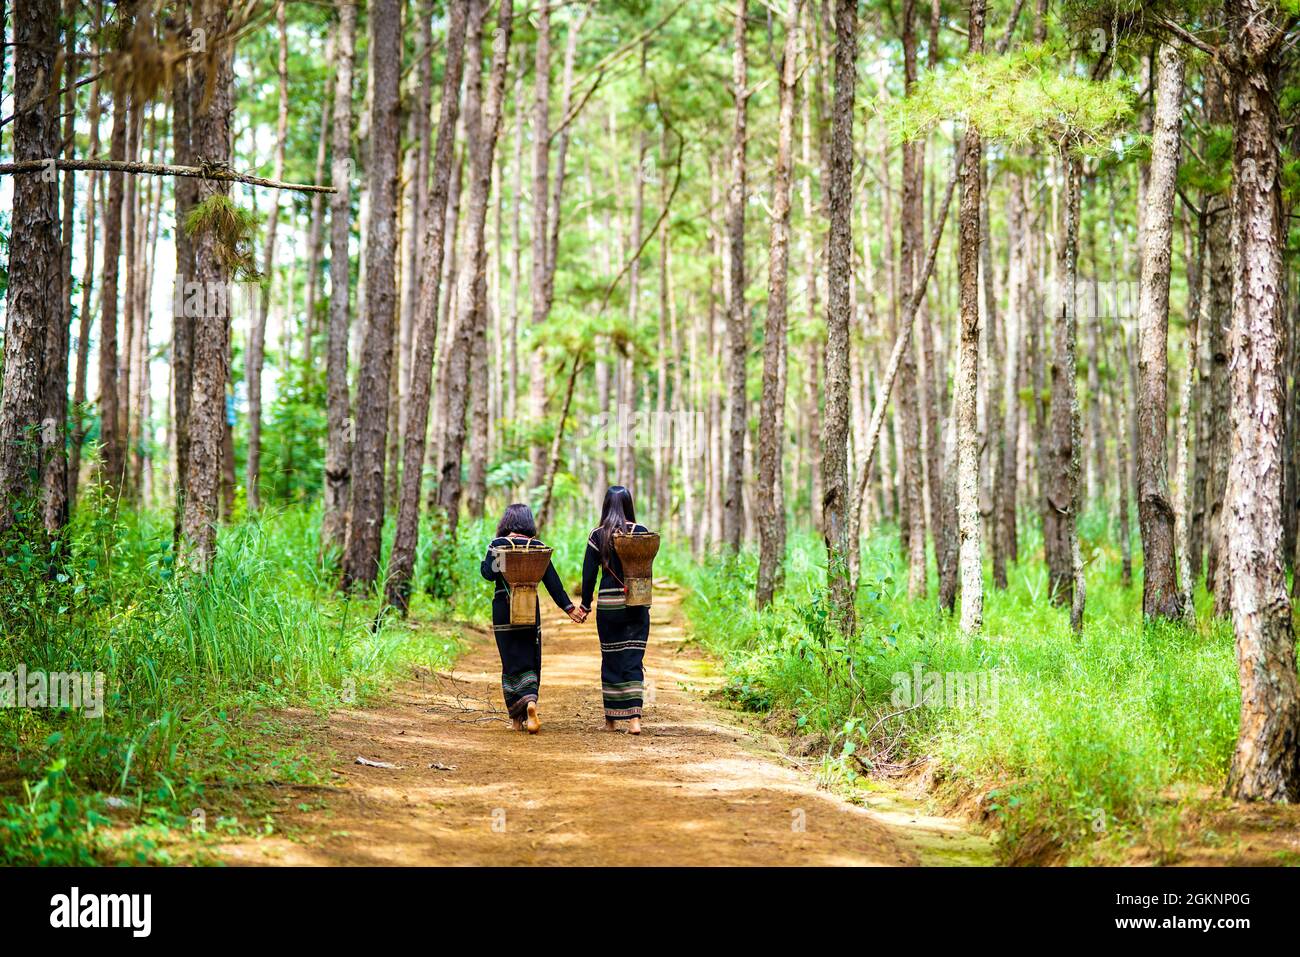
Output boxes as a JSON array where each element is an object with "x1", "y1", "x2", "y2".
[
  {"x1": 0, "y1": 496, "x2": 462, "y2": 864},
  {"x1": 662, "y1": 508, "x2": 1241, "y2": 864}
]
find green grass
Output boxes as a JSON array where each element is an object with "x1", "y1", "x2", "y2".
[
  {"x1": 3, "y1": 491, "x2": 1246, "y2": 865},
  {"x1": 0, "y1": 496, "x2": 463, "y2": 864},
  {"x1": 663, "y1": 510, "x2": 1242, "y2": 863}
]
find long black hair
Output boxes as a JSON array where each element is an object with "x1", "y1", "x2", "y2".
[
  {"x1": 597, "y1": 486, "x2": 636, "y2": 566},
  {"x1": 496, "y1": 502, "x2": 538, "y2": 538}
]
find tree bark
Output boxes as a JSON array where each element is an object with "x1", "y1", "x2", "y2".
[
  {"x1": 723, "y1": 0, "x2": 749, "y2": 552},
  {"x1": 341, "y1": 0, "x2": 403, "y2": 589},
  {"x1": 69, "y1": 66, "x2": 101, "y2": 518},
  {"x1": 382, "y1": 0, "x2": 470, "y2": 610},
  {"x1": 1222, "y1": 2, "x2": 1300, "y2": 802},
  {"x1": 302, "y1": 70, "x2": 333, "y2": 374},
  {"x1": 801, "y1": 21, "x2": 822, "y2": 534},
  {"x1": 1176, "y1": 204, "x2": 1205, "y2": 624},
  {"x1": 246, "y1": 0, "x2": 290, "y2": 513},
  {"x1": 954, "y1": 0, "x2": 985, "y2": 633},
  {"x1": 0, "y1": 0, "x2": 62, "y2": 533},
  {"x1": 435, "y1": 0, "x2": 513, "y2": 536},
  {"x1": 822, "y1": 0, "x2": 857, "y2": 635},
  {"x1": 898, "y1": 0, "x2": 928, "y2": 599},
  {"x1": 1134, "y1": 42, "x2": 1185, "y2": 621},
  {"x1": 507, "y1": 54, "x2": 525, "y2": 427},
  {"x1": 171, "y1": 28, "x2": 195, "y2": 542},
  {"x1": 528, "y1": 0, "x2": 553, "y2": 482},
  {"x1": 1203, "y1": 62, "x2": 1233, "y2": 614},
  {"x1": 994, "y1": 174, "x2": 1026, "y2": 587},
  {"x1": 1050, "y1": 155, "x2": 1081, "y2": 634},
  {"x1": 42, "y1": 0, "x2": 77, "y2": 533},
  {"x1": 1042, "y1": 153, "x2": 1085, "y2": 630},
  {"x1": 96, "y1": 30, "x2": 130, "y2": 496},
  {"x1": 322, "y1": 0, "x2": 358, "y2": 556},
  {"x1": 121, "y1": 104, "x2": 138, "y2": 491},
  {"x1": 180, "y1": 0, "x2": 234, "y2": 570},
  {"x1": 756, "y1": 0, "x2": 802, "y2": 608},
  {"x1": 398, "y1": 5, "x2": 432, "y2": 445}
]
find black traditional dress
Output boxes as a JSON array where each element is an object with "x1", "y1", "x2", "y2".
[
  {"x1": 579, "y1": 522, "x2": 651, "y2": 721},
  {"x1": 479, "y1": 534, "x2": 574, "y2": 721}
]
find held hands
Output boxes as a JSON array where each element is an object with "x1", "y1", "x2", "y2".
[{"x1": 568, "y1": 606, "x2": 588, "y2": 623}]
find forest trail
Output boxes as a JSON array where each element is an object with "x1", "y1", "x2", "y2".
[{"x1": 211, "y1": 582, "x2": 988, "y2": 866}]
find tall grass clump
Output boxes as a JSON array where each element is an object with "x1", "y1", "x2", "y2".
[
  {"x1": 668, "y1": 518, "x2": 1240, "y2": 862},
  {"x1": 0, "y1": 497, "x2": 460, "y2": 863}
]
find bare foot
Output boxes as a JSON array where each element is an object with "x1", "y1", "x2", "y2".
[
  {"x1": 603, "y1": 719, "x2": 619, "y2": 732},
  {"x1": 526, "y1": 701, "x2": 541, "y2": 735},
  {"x1": 628, "y1": 717, "x2": 642, "y2": 736},
  {"x1": 511, "y1": 718, "x2": 524, "y2": 732}
]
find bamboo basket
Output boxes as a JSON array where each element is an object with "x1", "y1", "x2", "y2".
[
  {"x1": 612, "y1": 531, "x2": 659, "y2": 607},
  {"x1": 499, "y1": 545, "x2": 553, "y2": 625}
]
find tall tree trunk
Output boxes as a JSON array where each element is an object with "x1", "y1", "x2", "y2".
[
  {"x1": 128, "y1": 110, "x2": 158, "y2": 504},
  {"x1": 121, "y1": 102, "x2": 138, "y2": 499},
  {"x1": 0, "y1": 0, "x2": 62, "y2": 532},
  {"x1": 246, "y1": 0, "x2": 290, "y2": 513},
  {"x1": 435, "y1": 0, "x2": 513, "y2": 535},
  {"x1": 427, "y1": 149, "x2": 465, "y2": 510},
  {"x1": 801, "y1": 29, "x2": 822, "y2": 534},
  {"x1": 898, "y1": 0, "x2": 928, "y2": 598},
  {"x1": 708, "y1": 182, "x2": 724, "y2": 544},
  {"x1": 40, "y1": 0, "x2": 75, "y2": 533},
  {"x1": 528, "y1": 0, "x2": 552, "y2": 482},
  {"x1": 1115, "y1": 327, "x2": 1134, "y2": 588},
  {"x1": 1043, "y1": 153, "x2": 1085, "y2": 630},
  {"x1": 655, "y1": 124, "x2": 671, "y2": 525},
  {"x1": 756, "y1": 0, "x2": 802, "y2": 608},
  {"x1": 466, "y1": 305, "x2": 490, "y2": 518},
  {"x1": 398, "y1": 6, "x2": 432, "y2": 446},
  {"x1": 341, "y1": 0, "x2": 403, "y2": 589},
  {"x1": 615, "y1": 68, "x2": 646, "y2": 490},
  {"x1": 507, "y1": 54, "x2": 525, "y2": 427},
  {"x1": 322, "y1": 0, "x2": 358, "y2": 555},
  {"x1": 131, "y1": 146, "x2": 160, "y2": 507},
  {"x1": 546, "y1": 3, "x2": 590, "y2": 316},
  {"x1": 302, "y1": 72, "x2": 333, "y2": 374},
  {"x1": 994, "y1": 174, "x2": 1026, "y2": 588},
  {"x1": 172, "y1": 28, "x2": 196, "y2": 542},
  {"x1": 382, "y1": 0, "x2": 470, "y2": 610},
  {"x1": 97, "y1": 30, "x2": 130, "y2": 496},
  {"x1": 1176, "y1": 205, "x2": 1205, "y2": 624},
  {"x1": 70, "y1": 78, "x2": 101, "y2": 517},
  {"x1": 822, "y1": 0, "x2": 856, "y2": 634},
  {"x1": 1222, "y1": 1, "x2": 1300, "y2": 802},
  {"x1": 977, "y1": 164, "x2": 1000, "y2": 582},
  {"x1": 1135, "y1": 42, "x2": 1184, "y2": 621},
  {"x1": 954, "y1": 0, "x2": 985, "y2": 632},
  {"x1": 1203, "y1": 62, "x2": 1233, "y2": 613},
  {"x1": 723, "y1": 0, "x2": 749, "y2": 551},
  {"x1": 180, "y1": 0, "x2": 234, "y2": 570}
]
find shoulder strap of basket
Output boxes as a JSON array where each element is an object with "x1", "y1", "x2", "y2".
[{"x1": 597, "y1": 522, "x2": 637, "y2": 592}]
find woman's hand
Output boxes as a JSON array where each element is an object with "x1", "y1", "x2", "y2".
[{"x1": 568, "y1": 606, "x2": 587, "y2": 623}]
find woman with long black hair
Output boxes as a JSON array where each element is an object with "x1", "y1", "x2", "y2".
[
  {"x1": 578, "y1": 486, "x2": 652, "y2": 734},
  {"x1": 480, "y1": 503, "x2": 582, "y2": 734}
]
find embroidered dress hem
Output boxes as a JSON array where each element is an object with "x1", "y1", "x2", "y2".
[
  {"x1": 501, "y1": 668, "x2": 539, "y2": 720},
  {"x1": 604, "y1": 706, "x2": 642, "y2": 720}
]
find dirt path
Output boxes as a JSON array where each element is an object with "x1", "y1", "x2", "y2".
[{"x1": 214, "y1": 582, "x2": 988, "y2": 866}]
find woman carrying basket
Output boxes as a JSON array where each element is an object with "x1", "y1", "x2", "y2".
[
  {"x1": 578, "y1": 486, "x2": 653, "y2": 735},
  {"x1": 480, "y1": 503, "x2": 582, "y2": 734}
]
